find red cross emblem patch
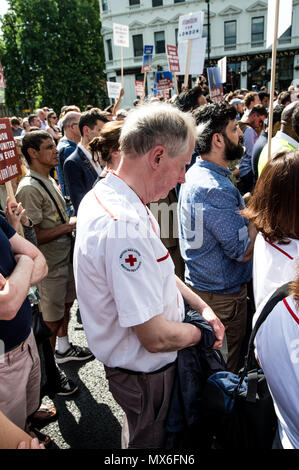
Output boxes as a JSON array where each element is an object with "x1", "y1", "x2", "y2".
[{"x1": 119, "y1": 248, "x2": 142, "y2": 272}]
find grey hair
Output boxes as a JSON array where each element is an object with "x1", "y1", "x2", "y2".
[
  {"x1": 61, "y1": 111, "x2": 81, "y2": 130},
  {"x1": 119, "y1": 102, "x2": 196, "y2": 158}
]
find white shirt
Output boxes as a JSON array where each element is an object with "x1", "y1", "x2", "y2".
[
  {"x1": 77, "y1": 143, "x2": 102, "y2": 176},
  {"x1": 74, "y1": 172, "x2": 185, "y2": 372},
  {"x1": 254, "y1": 294, "x2": 299, "y2": 449},
  {"x1": 253, "y1": 233, "x2": 299, "y2": 309}
]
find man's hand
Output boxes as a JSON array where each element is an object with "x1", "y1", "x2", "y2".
[
  {"x1": 201, "y1": 305, "x2": 225, "y2": 349},
  {"x1": 17, "y1": 438, "x2": 45, "y2": 450},
  {"x1": 6, "y1": 197, "x2": 26, "y2": 231}
]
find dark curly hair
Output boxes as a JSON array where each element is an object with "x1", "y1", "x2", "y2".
[{"x1": 194, "y1": 102, "x2": 237, "y2": 155}]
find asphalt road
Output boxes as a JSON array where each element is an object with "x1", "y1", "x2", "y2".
[{"x1": 39, "y1": 301, "x2": 125, "y2": 449}]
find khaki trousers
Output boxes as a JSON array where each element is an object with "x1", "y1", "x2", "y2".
[
  {"x1": 189, "y1": 284, "x2": 247, "y2": 373},
  {"x1": 104, "y1": 363, "x2": 176, "y2": 449}
]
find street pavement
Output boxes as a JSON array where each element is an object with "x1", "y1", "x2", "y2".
[{"x1": 39, "y1": 301, "x2": 125, "y2": 449}]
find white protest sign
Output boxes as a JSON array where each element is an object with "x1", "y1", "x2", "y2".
[
  {"x1": 113, "y1": 23, "x2": 129, "y2": 48},
  {"x1": 178, "y1": 11, "x2": 204, "y2": 43},
  {"x1": 266, "y1": 0, "x2": 292, "y2": 48},
  {"x1": 107, "y1": 81, "x2": 122, "y2": 99},
  {"x1": 218, "y1": 57, "x2": 227, "y2": 84},
  {"x1": 177, "y1": 37, "x2": 207, "y2": 76}
]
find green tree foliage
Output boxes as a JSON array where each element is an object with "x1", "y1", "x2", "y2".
[{"x1": 0, "y1": 0, "x2": 108, "y2": 114}]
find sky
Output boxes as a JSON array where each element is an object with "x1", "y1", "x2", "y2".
[{"x1": 0, "y1": 0, "x2": 8, "y2": 16}]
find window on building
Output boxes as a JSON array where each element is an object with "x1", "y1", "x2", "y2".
[
  {"x1": 224, "y1": 20, "x2": 236, "y2": 48},
  {"x1": 174, "y1": 0, "x2": 185, "y2": 3},
  {"x1": 175, "y1": 28, "x2": 178, "y2": 46},
  {"x1": 106, "y1": 39, "x2": 113, "y2": 61},
  {"x1": 279, "y1": 25, "x2": 292, "y2": 44},
  {"x1": 251, "y1": 17, "x2": 264, "y2": 44},
  {"x1": 152, "y1": 0, "x2": 163, "y2": 6},
  {"x1": 102, "y1": 0, "x2": 108, "y2": 11},
  {"x1": 129, "y1": 0, "x2": 140, "y2": 5},
  {"x1": 155, "y1": 31, "x2": 165, "y2": 54},
  {"x1": 133, "y1": 34, "x2": 143, "y2": 57}
]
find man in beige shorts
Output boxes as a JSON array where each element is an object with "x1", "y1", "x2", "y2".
[{"x1": 16, "y1": 131, "x2": 93, "y2": 396}]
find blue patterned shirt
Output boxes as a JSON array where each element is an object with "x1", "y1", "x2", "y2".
[{"x1": 178, "y1": 159, "x2": 252, "y2": 294}]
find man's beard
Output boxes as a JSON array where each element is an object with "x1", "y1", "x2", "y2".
[{"x1": 223, "y1": 133, "x2": 244, "y2": 161}]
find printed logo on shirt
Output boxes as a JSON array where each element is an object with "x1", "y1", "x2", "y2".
[{"x1": 119, "y1": 248, "x2": 142, "y2": 272}]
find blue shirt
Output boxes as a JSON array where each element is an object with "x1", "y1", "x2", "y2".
[{"x1": 178, "y1": 159, "x2": 252, "y2": 294}]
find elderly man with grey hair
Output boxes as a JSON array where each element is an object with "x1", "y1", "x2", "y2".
[
  {"x1": 74, "y1": 102, "x2": 224, "y2": 449},
  {"x1": 56, "y1": 111, "x2": 81, "y2": 215}
]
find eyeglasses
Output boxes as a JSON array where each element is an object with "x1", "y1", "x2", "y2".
[{"x1": 51, "y1": 116, "x2": 57, "y2": 119}]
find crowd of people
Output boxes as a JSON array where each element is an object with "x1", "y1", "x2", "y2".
[{"x1": 0, "y1": 78, "x2": 299, "y2": 450}]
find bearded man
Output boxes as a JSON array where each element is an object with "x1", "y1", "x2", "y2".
[{"x1": 178, "y1": 103, "x2": 256, "y2": 373}]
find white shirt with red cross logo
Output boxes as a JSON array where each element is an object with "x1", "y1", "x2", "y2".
[{"x1": 74, "y1": 172, "x2": 185, "y2": 372}]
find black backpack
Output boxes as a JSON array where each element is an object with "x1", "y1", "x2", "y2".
[{"x1": 200, "y1": 283, "x2": 291, "y2": 449}]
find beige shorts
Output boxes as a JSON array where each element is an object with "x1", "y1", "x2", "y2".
[
  {"x1": 0, "y1": 330, "x2": 41, "y2": 430},
  {"x1": 38, "y1": 263, "x2": 76, "y2": 322}
]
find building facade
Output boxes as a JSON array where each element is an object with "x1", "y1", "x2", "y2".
[{"x1": 99, "y1": 0, "x2": 299, "y2": 108}]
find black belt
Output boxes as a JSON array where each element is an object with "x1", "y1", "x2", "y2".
[{"x1": 115, "y1": 361, "x2": 175, "y2": 376}]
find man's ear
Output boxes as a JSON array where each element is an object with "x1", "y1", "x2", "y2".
[
  {"x1": 212, "y1": 132, "x2": 223, "y2": 150},
  {"x1": 27, "y1": 147, "x2": 38, "y2": 161},
  {"x1": 148, "y1": 145, "x2": 166, "y2": 169}
]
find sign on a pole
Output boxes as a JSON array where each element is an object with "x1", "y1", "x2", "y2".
[
  {"x1": 178, "y1": 11, "x2": 204, "y2": 43},
  {"x1": 207, "y1": 67, "x2": 224, "y2": 103},
  {"x1": 144, "y1": 45, "x2": 153, "y2": 56},
  {"x1": 266, "y1": 0, "x2": 292, "y2": 48},
  {"x1": 155, "y1": 71, "x2": 173, "y2": 91},
  {"x1": 135, "y1": 80, "x2": 144, "y2": 97},
  {"x1": 142, "y1": 55, "x2": 152, "y2": 73},
  {"x1": 0, "y1": 118, "x2": 22, "y2": 184},
  {"x1": 113, "y1": 23, "x2": 129, "y2": 48},
  {"x1": 107, "y1": 81, "x2": 122, "y2": 99},
  {"x1": 218, "y1": 57, "x2": 227, "y2": 84},
  {"x1": 166, "y1": 45, "x2": 180, "y2": 73},
  {"x1": 177, "y1": 37, "x2": 207, "y2": 76}
]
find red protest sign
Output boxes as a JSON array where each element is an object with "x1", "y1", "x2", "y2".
[
  {"x1": 166, "y1": 45, "x2": 180, "y2": 73},
  {"x1": 135, "y1": 80, "x2": 144, "y2": 97},
  {"x1": 0, "y1": 118, "x2": 22, "y2": 184}
]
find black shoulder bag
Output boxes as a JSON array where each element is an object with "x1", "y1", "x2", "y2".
[{"x1": 201, "y1": 282, "x2": 291, "y2": 449}]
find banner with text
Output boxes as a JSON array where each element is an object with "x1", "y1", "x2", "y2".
[
  {"x1": 0, "y1": 118, "x2": 22, "y2": 184},
  {"x1": 166, "y1": 45, "x2": 180, "y2": 73},
  {"x1": 155, "y1": 71, "x2": 173, "y2": 91},
  {"x1": 135, "y1": 80, "x2": 144, "y2": 97},
  {"x1": 178, "y1": 11, "x2": 204, "y2": 43},
  {"x1": 207, "y1": 67, "x2": 224, "y2": 103},
  {"x1": 107, "y1": 81, "x2": 122, "y2": 99},
  {"x1": 217, "y1": 56, "x2": 227, "y2": 84},
  {"x1": 113, "y1": 23, "x2": 129, "y2": 48}
]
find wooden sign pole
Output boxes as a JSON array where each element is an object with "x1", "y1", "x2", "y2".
[
  {"x1": 120, "y1": 46, "x2": 124, "y2": 88},
  {"x1": 267, "y1": 0, "x2": 280, "y2": 162},
  {"x1": 183, "y1": 40, "x2": 192, "y2": 89},
  {"x1": 143, "y1": 71, "x2": 147, "y2": 99},
  {"x1": 174, "y1": 72, "x2": 179, "y2": 95},
  {"x1": 5, "y1": 180, "x2": 24, "y2": 237}
]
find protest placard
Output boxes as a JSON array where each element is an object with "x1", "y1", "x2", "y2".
[
  {"x1": 178, "y1": 11, "x2": 204, "y2": 43},
  {"x1": 155, "y1": 71, "x2": 173, "y2": 91},
  {"x1": 177, "y1": 37, "x2": 206, "y2": 76},
  {"x1": 135, "y1": 80, "x2": 144, "y2": 97},
  {"x1": 166, "y1": 45, "x2": 180, "y2": 73},
  {"x1": 218, "y1": 56, "x2": 227, "y2": 84},
  {"x1": 207, "y1": 67, "x2": 224, "y2": 103},
  {"x1": 0, "y1": 118, "x2": 22, "y2": 185},
  {"x1": 142, "y1": 54, "x2": 153, "y2": 73},
  {"x1": 178, "y1": 11, "x2": 204, "y2": 88},
  {"x1": 113, "y1": 23, "x2": 129, "y2": 48},
  {"x1": 107, "y1": 81, "x2": 122, "y2": 100}
]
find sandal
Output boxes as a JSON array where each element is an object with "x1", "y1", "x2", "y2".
[{"x1": 31, "y1": 404, "x2": 58, "y2": 424}]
